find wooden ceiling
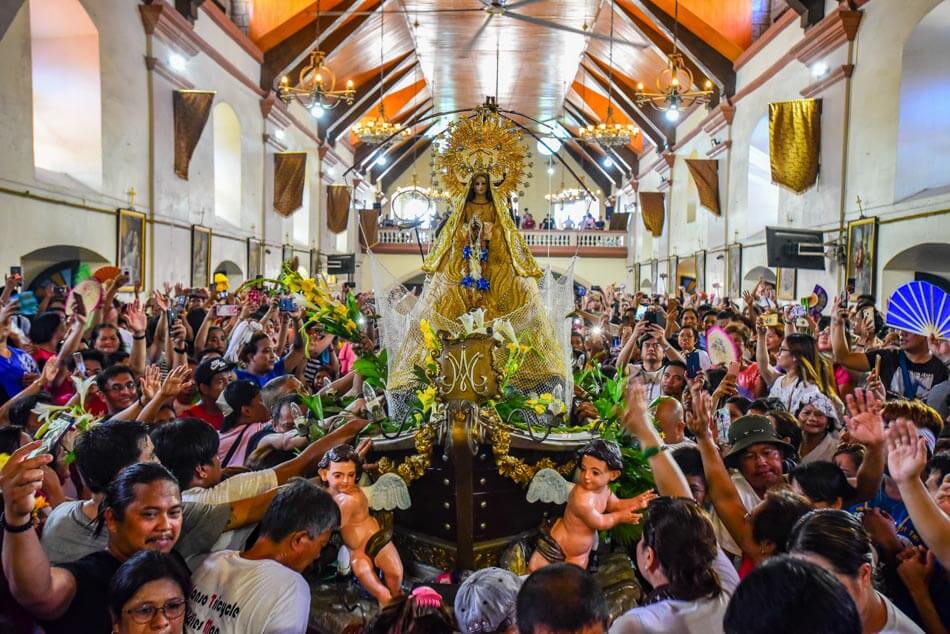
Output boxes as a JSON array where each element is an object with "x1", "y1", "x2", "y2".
[{"x1": 237, "y1": 0, "x2": 785, "y2": 186}]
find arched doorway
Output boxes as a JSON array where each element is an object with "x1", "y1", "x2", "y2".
[
  {"x1": 20, "y1": 245, "x2": 110, "y2": 290},
  {"x1": 213, "y1": 260, "x2": 244, "y2": 290},
  {"x1": 882, "y1": 242, "x2": 950, "y2": 296}
]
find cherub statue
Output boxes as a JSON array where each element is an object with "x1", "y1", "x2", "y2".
[
  {"x1": 318, "y1": 444, "x2": 409, "y2": 604},
  {"x1": 526, "y1": 439, "x2": 654, "y2": 571}
]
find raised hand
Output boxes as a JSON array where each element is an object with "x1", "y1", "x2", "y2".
[
  {"x1": 0, "y1": 298, "x2": 20, "y2": 325},
  {"x1": 843, "y1": 388, "x2": 885, "y2": 447},
  {"x1": 896, "y1": 546, "x2": 935, "y2": 591},
  {"x1": 127, "y1": 299, "x2": 147, "y2": 335},
  {"x1": 152, "y1": 290, "x2": 169, "y2": 312},
  {"x1": 139, "y1": 365, "x2": 162, "y2": 402},
  {"x1": 0, "y1": 441, "x2": 53, "y2": 523},
  {"x1": 40, "y1": 354, "x2": 60, "y2": 386},
  {"x1": 621, "y1": 379, "x2": 653, "y2": 440},
  {"x1": 688, "y1": 390, "x2": 715, "y2": 441},
  {"x1": 160, "y1": 365, "x2": 192, "y2": 399},
  {"x1": 885, "y1": 418, "x2": 928, "y2": 484},
  {"x1": 864, "y1": 369, "x2": 886, "y2": 403}
]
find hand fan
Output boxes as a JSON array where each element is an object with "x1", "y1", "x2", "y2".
[
  {"x1": 706, "y1": 326, "x2": 739, "y2": 366},
  {"x1": 66, "y1": 279, "x2": 103, "y2": 317},
  {"x1": 801, "y1": 285, "x2": 828, "y2": 313},
  {"x1": 885, "y1": 281, "x2": 950, "y2": 339},
  {"x1": 93, "y1": 266, "x2": 121, "y2": 283}
]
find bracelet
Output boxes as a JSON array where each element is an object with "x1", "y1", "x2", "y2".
[
  {"x1": 173, "y1": 347, "x2": 187, "y2": 354},
  {"x1": 1, "y1": 513, "x2": 35, "y2": 533},
  {"x1": 133, "y1": 333, "x2": 146, "y2": 340},
  {"x1": 642, "y1": 445, "x2": 670, "y2": 459}
]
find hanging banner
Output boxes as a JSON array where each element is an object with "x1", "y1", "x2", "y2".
[
  {"x1": 359, "y1": 208, "x2": 380, "y2": 249},
  {"x1": 327, "y1": 184, "x2": 352, "y2": 234},
  {"x1": 639, "y1": 192, "x2": 666, "y2": 237},
  {"x1": 273, "y1": 152, "x2": 307, "y2": 217},
  {"x1": 769, "y1": 99, "x2": 821, "y2": 193},
  {"x1": 173, "y1": 90, "x2": 215, "y2": 180},
  {"x1": 685, "y1": 159, "x2": 721, "y2": 216}
]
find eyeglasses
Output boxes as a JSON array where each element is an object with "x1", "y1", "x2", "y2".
[
  {"x1": 125, "y1": 598, "x2": 186, "y2": 624},
  {"x1": 106, "y1": 381, "x2": 137, "y2": 392}
]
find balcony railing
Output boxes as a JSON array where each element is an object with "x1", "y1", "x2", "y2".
[{"x1": 367, "y1": 228, "x2": 628, "y2": 258}]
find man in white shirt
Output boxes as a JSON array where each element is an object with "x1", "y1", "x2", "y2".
[{"x1": 186, "y1": 480, "x2": 339, "y2": 634}]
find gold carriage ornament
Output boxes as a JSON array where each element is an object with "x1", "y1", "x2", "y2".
[{"x1": 434, "y1": 105, "x2": 534, "y2": 201}]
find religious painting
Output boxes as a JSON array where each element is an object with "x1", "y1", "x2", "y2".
[
  {"x1": 846, "y1": 217, "x2": 877, "y2": 298},
  {"x1": 246, "y1": 238, "x2": 262, "y2": 280},
  {"x1": 695, "y1": 250, "x2": 706, "y2": 294},
  {"x1": 727, "y1": 243, "x2": 743, "y2": 299},
  {"x1": 776, "y1": 267, "x2": 797, "y2": 301},
  {"x1": 191, "y1": 225, "x2": 212, "y2": 288},
  {"x1": 116, "y1": 209, "x2": 146, "y2": 292}
]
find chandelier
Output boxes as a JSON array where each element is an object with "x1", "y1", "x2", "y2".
[
  {"x1": 580, "y1": 2, "x2": 638, "y2": 147},
  {"x1": 277, "y1": 2, "x2": 355, "y2": 112},
  {"x1": 579, "y1": 106, "x2": 639, "y2": 146},
  {"x1": 546, "y1": 188, "x2": 595, "y2": 204},
  {"x1": 353, "y1": 105, "x2": 411, "y2": 144},
  {"x1": 632, "y1": 0, "x2": 714, "y2": 121}
]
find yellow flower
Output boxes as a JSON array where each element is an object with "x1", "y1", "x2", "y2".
[
  {"x1": 0, "y1": 453, "x2": 10, "y2": 471},
  {"x1": 519, "y1": 343, "x2": 530, "y2": 353},
  {"x1": 345, "y1": 319, "x2": 358, "y2": 332},
  {"x1": 334, "y1": 303, "x2": 349, "y2": 318},
  {"x1": 506, "y1": 342, "x2": 518, "y2": 353},
  {"x1": 539, "y1": 393, "x2": 553, "y2": 404},
  {"x1": 300, "y1": 278, "x2": 316, "y2": 293},
  {"x1": 533, "y1": 405, "x2": 546, "y2": 415},
  {"x1": 417, "y1": 385, "x2": 437, "y2": 412}
]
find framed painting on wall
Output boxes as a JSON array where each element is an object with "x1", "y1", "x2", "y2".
[
  {"x1": 695, "y1": 250, "x2": 706, "y2": 294},
  {"x1": 727, "y1": 244, "x2": 743, "y2": 300},
  {"x1": 282, "y1": 244, "x2": 294, "y2": 266},
  {"x1": 846, "y1": 217, "x2": 878, "y2": 297},
  {"x1": 116, "y1": 208, "x2": 146, "y2": 292},
  {"x1": 191, "y1": 225, "x2": 212, "y2": 288},
  {"x1": 776, "y1": 267, "x2": 797, "y2": 301},
  {"x1": 246, "y1": 238, "x2": 262, "y2": 280}
]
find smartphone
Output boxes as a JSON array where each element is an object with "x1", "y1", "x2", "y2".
[
  {"x1": 72, "y1": 352, "x2": 86, "y2": 376},
  {"x1": 175, "y1": 296, "x2": 187, "y2": 310},
  {"x1": 218, "y1": 304, "x2": 240, "y2": 317},
  {"x1": 54, "y1": 285, "x2": 68, "y2": 298},
  {"x1": 715, "y1": 407, "x2": 731, "y2": 446},
  {"x1": 861, "y1": 306, "x2": 875, "y2": 324},
  {"x1": 789, "y1": 304, "x2": 806, "y2": 319},
  {"x1": 611, "y1": 336, "x2": 621, "y2": 349},
  {"x1": 13, "y1": 291, "x2": 38, "y2": 316},
  {"x1": 762, "y1": 313, "x2": 780, "y2": 327},
  {"x1": 10, "y1": 266, "x2": 22, "y2": 276},
  {"x1": 29, "y1": 414, "x2": 77, "y2": 459},
  {"x1": 278, "y1": 298, "x2": 296, "y2": 313},
  {"x1": 217, "y1": 291, "x2": 228, "y2": 301},
  {"x1": 644, "y1": 310, "x2": 660, "y2": 325}
]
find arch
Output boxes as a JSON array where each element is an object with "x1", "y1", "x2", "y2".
[
  {"x1": 213, "y1": 102, "x2": 242, "y2": 225},
  {"x1": 30, "y1": 0, "x2": 102, "y2": 190},
  {"x1": 747, "y1": 114, "x2": 779, "y2": 234},
  {"x1": 19, "y1": 244, "x2": 110, "y2": 289},
  {"x1": 213, "y1": 259, "x2": 244, "y2": 289},
  {"x1": 884, "y1": 242, "x2": 950, "y2": 274},
  {"x1": 895, "y1": 1, "x2": 950, "y2": 201}
]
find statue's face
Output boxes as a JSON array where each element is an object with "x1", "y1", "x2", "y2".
[{"x1": 473, "y1": 175, "x2": 488, "y2": 195}]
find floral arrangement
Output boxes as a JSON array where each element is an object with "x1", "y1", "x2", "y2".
[
  {"x1": 238, "y1": 262, "x2": 364, "y2": 344},
  {"x1": 30, "y1": 375, "x2": 102, "y2": 465}
]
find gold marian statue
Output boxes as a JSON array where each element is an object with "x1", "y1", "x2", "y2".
[{"x1": 386, "y1": 109, "x2": 568, "y2": 406}]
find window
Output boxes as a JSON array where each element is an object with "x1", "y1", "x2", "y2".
[
  {"x1": 30, "y1": 0, "x2": 102, "y2": 190},
  {"x1": 212, "y1": 103, "x2": 242, "y2": 225},
  {"x1": 747, "y1": 115, "x2": 779, "y2": 233},
  {"x1": 554, "y1": 198, "x2": 598, "y2": 229}
]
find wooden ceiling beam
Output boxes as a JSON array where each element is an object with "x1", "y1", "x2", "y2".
[
  {"x1": 354, "y1": 100, "x2": 433, "y2": 170},
  {"x1": 619, "y1": 0, "x2": 736, "y2": 97},
  {"x1": 321, "y1": 53, "x2": 415, "y2": 144},
  {"x1": 562, "y1": 100, "x2": 639, "y2": 177},
  {"x1": 375, "y1": 137, "x2": 433, "y2": 190},
  {"x1": 173, "y1": 0, "x2": 206, "y2": 23},
  {"x1": 787, "y1": 0, "x2": 826, "y2": 28},
  {"x1": 260, "y1": 0, "x2": 386, "y2": 91},
  {"x1": 582, "y1": 56, "x2": 673, "y2": 150},
  {"x1": 612, "y1": 1, "x2": 721, "y2": 102},
  {"x1": 559, "y1": 139, "x2": 615, "y2": 198}
]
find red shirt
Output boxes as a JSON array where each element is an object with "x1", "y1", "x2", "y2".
[
  {"x1": 182, "y1": 402, "x2": 224, "y2": 430},
  {"x1": 31, "y1": 347, "x2": 55, "y2": 367}
]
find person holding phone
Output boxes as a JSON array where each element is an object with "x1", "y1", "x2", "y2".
[{"x1": 0, "y1": 299, "x2": 41, "y2": 399}]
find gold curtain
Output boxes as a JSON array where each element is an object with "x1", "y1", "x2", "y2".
[
  {"x1": 359, "y1": 208, "x2": 379, "y2": 249},
  {"x1": 173, "y1": 90, "x2": 215, "y2": 180},
  {"x1": 769, "y1": 99, "x2": 821, "y2": 193},
  {"x1": 273, "y1": 152, "x2": 307, "y2": 217},
  {"x1": 608, "y1": 212, "x2": 630, "y2": 231},
  {"x1": 685, "y1": 159, "x2": 721, "y2": 216},
  {"x1": 639, "y1": 192, "x2": 666, "y2": 237},
  {"x1": 327, "y1": 184, "x2": 352, "y2": 234}
]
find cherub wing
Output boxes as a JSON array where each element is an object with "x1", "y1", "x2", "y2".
[
  {"x1": 364, "y1": 472, "x2": 411, "y2": 511},
  {"x1": 526, "y1": 468, "x2": 574, "y2": 505}
]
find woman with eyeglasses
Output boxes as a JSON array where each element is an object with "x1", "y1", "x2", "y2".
[
  {"x1": 755, "y1": 328, "x2": 842, "y2": 417},
  {"x1": 109, "y1": 551, "x2": 189, "y2": 634}
]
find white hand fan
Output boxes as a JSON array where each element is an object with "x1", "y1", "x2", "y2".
[
  {"x1": 706, "y1": 326, "x2": 739, "y2": 366},
  {"x1": 885, "y1": 281, "x2": 950, "y2": 339}
]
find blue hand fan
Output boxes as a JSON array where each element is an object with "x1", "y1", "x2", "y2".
[{"x1": 885, "y1": 281, "x2": 950, "y2": 339}]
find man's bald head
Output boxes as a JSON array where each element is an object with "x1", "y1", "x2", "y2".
[{"x1": 653, "y1": 397, "x2": 685, "y2": 443}]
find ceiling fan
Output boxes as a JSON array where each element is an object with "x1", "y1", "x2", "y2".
[{"x1": 312, "y1": 0, "x2": 650, "y2": 53}]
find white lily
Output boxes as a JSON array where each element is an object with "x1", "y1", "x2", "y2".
[
  {"x1": 31, "y1": 402, "x2": 67, "y2": 424},
  {"x1": 472, "y1": 308, "x2": 486, "y2": 333},
  {"x1": 460, "y1": 312, "x2": 475, "y2": 335},
  {"x1": 71, "y1": 374, "x2": 98, "y2": 410},
  {"x1": 492, "y1": 318, "x2": 518, "y2": 345}
]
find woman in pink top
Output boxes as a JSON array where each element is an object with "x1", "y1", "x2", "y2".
[{"x1": 218, "y1": 380, "x2": 270, "y2": 468}]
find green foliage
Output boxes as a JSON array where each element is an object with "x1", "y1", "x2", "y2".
[{"x1": 353, "y1": 349, "x2": 388, "y2": 390}]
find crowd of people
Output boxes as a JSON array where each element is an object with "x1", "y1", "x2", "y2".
[{"x1": 0, "y1": 269, "x2": 948, "y2": 633}]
